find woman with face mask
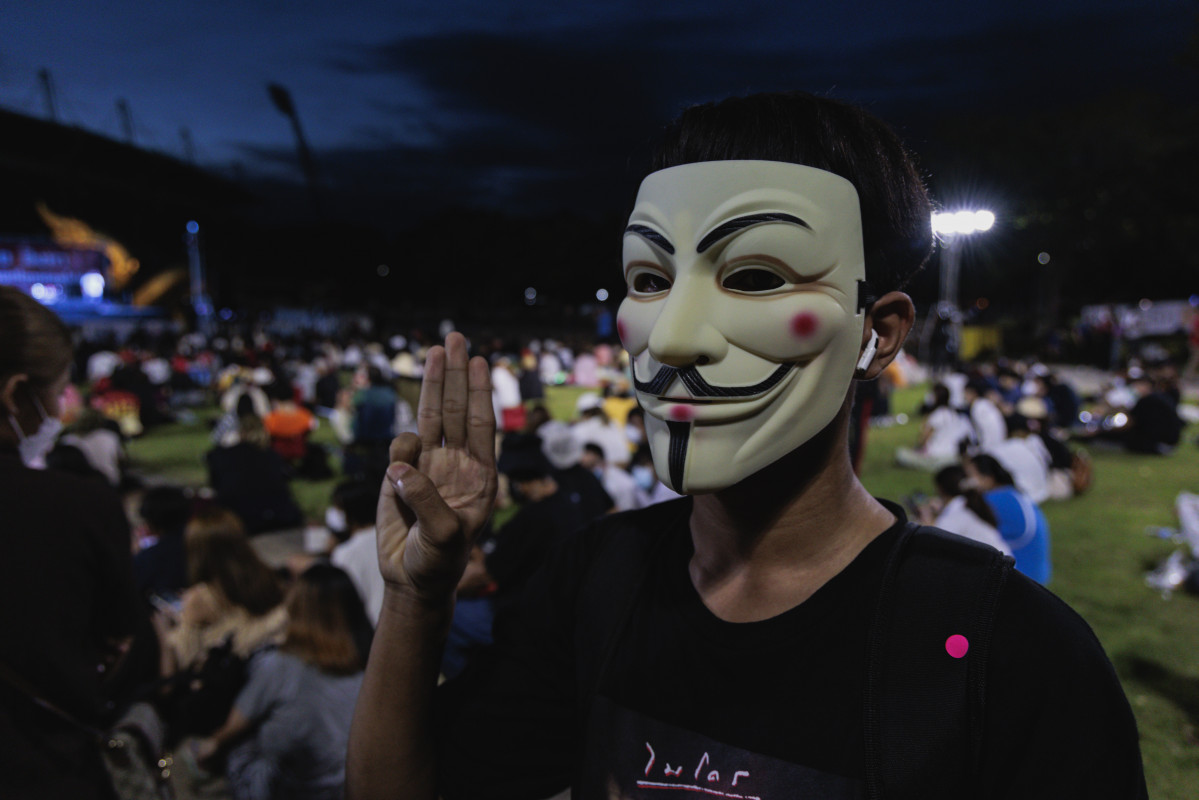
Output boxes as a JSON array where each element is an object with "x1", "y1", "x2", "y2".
[{"x1": 0, "y1": 285, "x2": 145, "y2": 799}]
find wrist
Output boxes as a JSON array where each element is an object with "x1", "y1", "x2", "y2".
[{"x1": 380, "y1": 581, "x2": 456, "y2": 619}]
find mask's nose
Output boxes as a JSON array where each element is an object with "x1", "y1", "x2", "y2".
[{"x1": 646, "y1": 272, "x2": 728, "y2": 368}]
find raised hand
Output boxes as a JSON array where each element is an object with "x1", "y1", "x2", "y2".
[{"x1": 375, "y1": 332, "x2": 498, "y2": 604}]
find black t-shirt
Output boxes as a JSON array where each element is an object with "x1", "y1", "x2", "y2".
[
  {"x1": 553, "y1": 464, "x2": 615, "y2": 522},
  {"x1": 484, "y1": 489, "x2": 587, "y2": 613},
  {"x1": 1128, "y1": 392, "x2": 1183, "y2": 450},
  {"x1": 436, "y1": 499, "x2": 1146, "y2": 799}
]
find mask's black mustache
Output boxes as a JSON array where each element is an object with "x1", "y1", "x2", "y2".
[{"x1": 633, "y1": 363, "x2": 793, "y2": 398}]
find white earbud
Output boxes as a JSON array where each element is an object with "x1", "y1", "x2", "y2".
[{"x1": 856, "y1": 329, "x2": 879, "y2": 373}]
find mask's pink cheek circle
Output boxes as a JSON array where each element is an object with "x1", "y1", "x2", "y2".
[
  {"x1": 668, "y1": 404, "x2": 695, "y2": 422},
  {"x1": 791, "y1": 312, "x2": 819, "y2": 338},
  {"x1": 617, "y1": 318, "x2": 628, "y2": 346}
]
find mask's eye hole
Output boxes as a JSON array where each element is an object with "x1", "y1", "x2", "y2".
[
  {"x1": 722, "y1": 268, "x2": 786, "y2": 293},
  {"x1": 631, "y1": 271, "x2": 671, "y2": 294}
]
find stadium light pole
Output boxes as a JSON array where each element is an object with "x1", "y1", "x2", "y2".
[{"x1": 923, "y1": 209, "x2": 995, "y2": 367}]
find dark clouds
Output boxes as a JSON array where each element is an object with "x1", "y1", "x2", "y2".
[{"x1": 243, "y1": 3, "x2": 1195, "y2": 225}]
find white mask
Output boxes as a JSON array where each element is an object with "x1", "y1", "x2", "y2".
[
  {"x1": 624, "y1": 423, "x2": 644, "y2": 445},
  {"x1": 618, "y1": 161, "x2": 868, "y2": 493},
  {"x1": 631, "y1": 465, "x2": 656, "y2": 492},
  {"x1": 9, "y1": 396, "x2": 63, "y2": 469},
  {"x1": 325, "y1": 506, "x2": 347, "y2": 534}
]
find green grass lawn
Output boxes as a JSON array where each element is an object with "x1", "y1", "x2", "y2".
[
  {"x1": 127, "y1": 384, "x2": 1199, "y2": 796},
  {"x1": 865, "y1": 386, "x2": 1199, "y2": 798}
]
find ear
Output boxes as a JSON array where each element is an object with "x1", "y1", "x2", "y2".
[
  {"x1": 856, "y1": 291, "x2": 916, "y2": 381},
  {"x1": 1, "y1": 373, "x2": 28, "y2": 416}
]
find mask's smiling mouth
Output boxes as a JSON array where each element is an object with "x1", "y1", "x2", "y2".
[
  {"x1": 638, "y1": 363, "x2": 802, "y2": 425},
  {"x1": 633, "y1": 362, "x2": 793, "y2": 399}
]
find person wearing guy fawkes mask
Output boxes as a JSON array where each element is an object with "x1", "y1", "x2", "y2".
[
  {"x1": 0, "y1": 286, "x2": 144, "y2": 800},
  {"x1": 348, "y1": 93, "x2": 1146, "y2": 800}
]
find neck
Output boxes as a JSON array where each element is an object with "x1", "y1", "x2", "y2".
[{"x1": 687, "y1": 400, "x2": 897, "y2": 621}]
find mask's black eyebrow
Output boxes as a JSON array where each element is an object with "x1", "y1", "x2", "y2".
[
  {"x1": 696, "y1": 212, "x2": 811, "y2": 254},
  {"x1": 624, "y1": 224, "x2": 675, "y2": 255}
]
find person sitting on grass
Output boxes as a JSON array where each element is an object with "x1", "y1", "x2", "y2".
[
  {"x1": 917, "y1": 465, "x2": 1012, "y2": 556},
  {"x1": 895, "y1": 382, "x2": 974, "y2": 471},
  {"x1": 206, "y1": 415, "x2": 303, "y2": 534},
  {"x1": 965, "y1": 454, "x2": 1052, "y2": 585},
  {"x1": 156, "y1": 506, "x2": 288, "y2": 738},
  {"x1": 191, "y1": 563, "x2": 372, "y2": 800}
]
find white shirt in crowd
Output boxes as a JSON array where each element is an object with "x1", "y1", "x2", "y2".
[
  {"x1": 539, "y1": 352, "x2": 562, "y2": 384},
  {"x1": 636, "y1": 478, "x2": 683, "y2": 508},
  {"x1": 970, "y1": 397, "x2": 1008, "y2": 451},
  {"x1": 942, "y1": 372, "x2": 969, "y2": 408},
  {"x1": 572, "y1": 418, "x2": 630, "y2": 468},
  {"x1": 87, "y1": 351, "x2": 122, "y2": 382},
  {"x1": 491, "y1": 365, "x2": 522, "y2": 420},
  {"x1": 924, "y1": 407, "x2": 973, "y2": 459},
  {"x1": 60, "y1": 429, "x2": 123, "y2": 486},
  {"x1": 598, "y1": 464, "x2": 641, "y2": 512},
  {"x1": 934, "y1": 495, "x2": 1013, "y2": 556},
  {"x1": 141, "y1": 357, "x2": 172, "y2": 386},
  {"x1": 988, "y1": 437, "x2": 1051, "y2": 505},
  {"x1": 330, "y1": 527, "x2": 384, "y2": 626}
]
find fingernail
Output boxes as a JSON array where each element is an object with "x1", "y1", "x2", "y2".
[{"x1": 388, "y1": 463, "x2": 410, "y2": 490}]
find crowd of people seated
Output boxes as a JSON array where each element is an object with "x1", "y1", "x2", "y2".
[
  {"x1": 897, "y1": 356, "x2": 1190, "y2": 585},
  {"x1": 3, "y1": 284, "x2": 1195, "y2": 799}
]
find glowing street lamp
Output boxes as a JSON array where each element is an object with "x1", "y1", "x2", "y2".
[
  {"x1": 924, "y1": 208, "x2": 995, "y2": 366},
  {"x1": 931, "y1": 210, "x2": 995, "y2": 236}
]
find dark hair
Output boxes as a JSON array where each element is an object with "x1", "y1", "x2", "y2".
[
  {"x1": 140, "y1": 485, "x2": 192, "y2": 535},
  {"x1": 524, "y1": 404, "x2": 551, "y2": 430},
  {"x1": 497, "y1": 432, "x2": 553, "y2": 481},
  {"x1": 267, "y1": 378, "x2": 294, "y2": 403},
  {"x1": 331, "y1": 478, "x2": 378, "y2": 529},
  {"x1": 186, "y1": 506, "x2": 284, "y2": 616},
  {"x1": 0, "y1": 286, "x2": 72, "y2": 388},
  {"x1": 283, "y1": 563, "x2": 373, "y2": 675},
  {"x1": 1005, "y1": 414, "x2": 1030, "y2": 435},
  {"x1": 930, "y1": 383, "x2": 951, "y2": 410},
  {"x1": 367, "y1": 366, "x2": 388, "y2": 388},
  {"x1": 934, "y1": 465, "x2": 998, "y2": 527},
  {"x1": 651, "y1": 91, "x2": 934, "y2": 296},
  {"x1": 968, "y1": 454, "x2": 1015, "y2": 488},
  {"x1": 581, "y1": 442, "x2": 606, "y2": 461},
  {"x1": 235, "y1": 392, "x2": 257, "y2": 419},
  {"x1": 45, "y1": 443, "x2": 106, "y2": 483},
  {"x1": 965, "y1": 379, "x2": 991, "y2": 398}
]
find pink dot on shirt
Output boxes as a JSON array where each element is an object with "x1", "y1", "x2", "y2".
[
  {"x1": 790, "y1": 313, "x2": 818, "y2": 338},
  {"x1": 945, "y1": 634, "x2": 969, "y2": 659},
  {"x1": 669, "y1": 405, "x2": 695, "y2": 422}
]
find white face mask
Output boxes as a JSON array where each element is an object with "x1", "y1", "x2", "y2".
[
  {"x1": 631, "y1": 464, "x2": 656, "y2": 492},
  {"x1": 325, "y1": 506, "x2": 347, "y2": 534},
  {"x1": 618, "y1": 161, "x2": 869, "y2": 493},
  {"x1": 9, "y1": 395, "x2": 63, "y2": 469}
]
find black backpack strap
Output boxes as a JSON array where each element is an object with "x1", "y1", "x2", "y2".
[{"x1": 864, "y1": 523, "x2": 1013, "y2": 799}]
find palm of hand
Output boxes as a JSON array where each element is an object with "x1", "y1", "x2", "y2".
[
  {"x1": 386, "y1": 448, "x2": 495, "y2": 590},
  {"x1": 375, "y1": 334, "x2": 497, "y2": 601}
]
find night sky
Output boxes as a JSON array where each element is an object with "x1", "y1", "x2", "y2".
[
  {"x1": 4, "y1": 1, "x2": 1193, "y2": 220},
  {"x1": 2, "y1": 1, "x2": 1196, "y2": 319}
]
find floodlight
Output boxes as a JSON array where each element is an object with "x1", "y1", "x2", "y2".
[{"x1": 81, "y1": 272, "x2": 105, "y2": 299}]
